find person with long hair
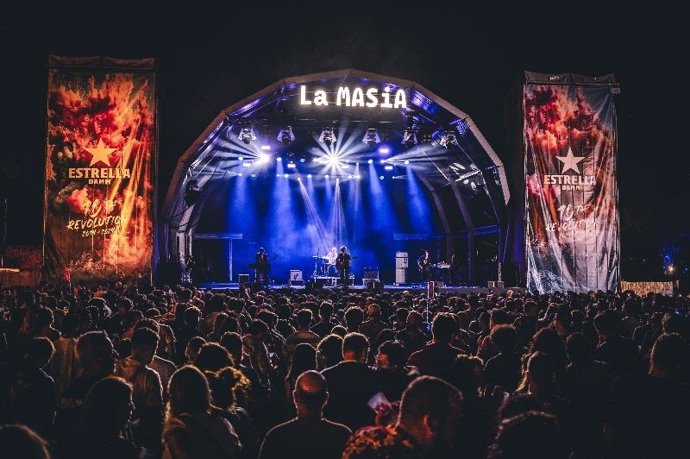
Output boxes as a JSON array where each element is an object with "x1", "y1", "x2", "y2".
[
  {"x1": 162, "y1": 365, "x2": 241, "y2": 459},
  {"x1": 78, "y1": 376, "x2": 138, "y2": 459},
  {"x1": 284, "y1": 343, "x2": 317, "y2": 415}
]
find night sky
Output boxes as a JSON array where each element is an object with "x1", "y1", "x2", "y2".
[{"x1": 1, "y1": 1, "x2": 687, "y2": 282}]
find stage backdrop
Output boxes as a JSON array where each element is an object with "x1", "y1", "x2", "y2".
[
  {"x1": 44, "y1": 56, "x2": 156, "y2": 283},
  {"x1": 524, "y1": 72, "x2": 619, "y2": 293}
]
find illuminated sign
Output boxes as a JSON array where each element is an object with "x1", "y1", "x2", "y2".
[{"x1": 299, "y1": 84, "x2": 407, "y2": 109}]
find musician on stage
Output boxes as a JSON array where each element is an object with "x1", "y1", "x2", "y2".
[
  {"x1": 325, "y1": 246, "x2": 338, "y2": 275},
  {"x1": 335, "y1": 246, "x2": 352, "y2": 287},
  {"x1": 417, "y1": 249, "x2": 431, "y2": 282},
  {"x1": 255, "y1": 247, "x2": 270, "y2": 287}
]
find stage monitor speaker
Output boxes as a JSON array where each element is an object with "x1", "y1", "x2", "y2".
[
  {"x1": 364, "y1": 279, "x2": 383, "y2": 292},
  {"x1": 289, "y1": 270, "x2": 303, "y2": 286},
  {"x1": 238, "y1": 273, "x2": 250, "y2": 285}
]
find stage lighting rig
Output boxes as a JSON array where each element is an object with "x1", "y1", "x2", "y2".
[
  {"x1": 319, "y1": 127, "x2": 337, "y2": 146},
  {"x1": 277, "y1": 126, "x2": 295, "y2": 145},
  {"x1": 362, "y1": 128, "x2": 381, "y2": 146},
  {"x1": 238, "y1": 126, "x2": 257, "y2": 144},
  {"x1": 438, "y1": 131, "x2": 458, "y2": 148}
]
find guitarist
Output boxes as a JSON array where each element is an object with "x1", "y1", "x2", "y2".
[
  {"x1": 255, "y1": 247, "x2": 271, "y2": 287},
  {"x1": 335, "y1": 246, "x2": 352, "y2": 287},
  {"x1": 417, "y1": 249, "x2": 431, "y2": 282}
]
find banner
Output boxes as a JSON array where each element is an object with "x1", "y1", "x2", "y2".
[
  {"x1": 524, "y1": 73, "x2": 619, "y2": 293},
  {"x1": 44, "y1": 56, "x2": 156, "y2": 282}
]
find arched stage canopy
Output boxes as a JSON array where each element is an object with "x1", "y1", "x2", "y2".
[{"x1": 160, "y1": 69, "x2": 510, "y2": 284}]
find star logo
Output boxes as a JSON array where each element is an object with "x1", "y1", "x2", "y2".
[
  {"x1": 556, "y1": 147, "x2": 585, "y2": 174},
  {"x1": 85, "y1": 139, "x2": 117, "y2": 167}
]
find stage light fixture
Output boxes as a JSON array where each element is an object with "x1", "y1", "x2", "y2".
[
  {"x1": 283, "y1": 173, "x2": 289, "y2": 178},
  {"x1": 327, "y1": 156, "x2": 341, "y2": 168},
  {"x1": 325, "y1": 174, "x2": 330, "y2": 178},
  {"x1": 319, "y1": 127, "x2": 337, "y2": 146},
  {"x1": 238, "y1": 156, "x2": 244, "y2": 161},
  {"x1": 363, "y1": 128, "x2": 381, "y2": 146},
  {"x1": 401, "y1": 128, "x2": 418, "y2": 146},
  {"x1": 277, "y1": 126, "x2": 295, "y2": 145},
  {"x1": 238, "y1": 127, "x2": 257, "y2": 144},
  {"x1": 439, "y1": 131, "x2": 458, "y2": 148},
  {"x1": 379, "y1": 175, "x2": 384, "y2": 180},
  {"x1": 368, "y1": 159, "x2": 374, "y2": 164},
  {"x1": 404, "y1": 160, "x2": 410, "y2": 165},
  {"x1": 276, "y1": 156, "x2": 282, "y2": 162},
  {"x1": 257, "y1": 153, "x2": 270, "y2": 164},
  {"x1": 260, "y1": 145, "x2": 271, "y2": 151},
  {"x1": 307, "y1": 174, "x2": 312, "y2": 178},
  {"x1": 384, "y1": 165, "x2": 394, "y2": 171},
  {"x1": 378, "y1": 146, "x2": 391, "y2": 155},
  {"x1": 287, "y1": 161, "x2": 296, "y2": 169}
]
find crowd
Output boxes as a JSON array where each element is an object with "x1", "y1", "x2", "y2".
[{"x1": 1, "y1": 281, "x2": 689, "y2": 458}]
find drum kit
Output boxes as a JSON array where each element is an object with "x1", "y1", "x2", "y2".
[{"x1": 312, "y1": 254, "x2": 337, "y2": 276}]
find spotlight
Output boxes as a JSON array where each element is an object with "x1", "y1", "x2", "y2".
[
  {"x1": 238, "y1": 172, "x2": 243, "y2": 176},
  {"x1": 299, "y1": 158, "x2": 305, "y2": 163},
  {"x1": 276, "y1": 157, "x2": 282, "y2": 162},
  {"x1": 401, "y1": 128, "x2": 418, "y2": 147},
  {"x1": 287, "y1": 161, "x2": 296, "y2": 169},
  {"x1": 368, "y1": 159, "x2": 374, "y2": 164},
  {"x1": 439, "y1": 131, "x2": 458, "y2": 148},
  {"x1": 238, "y1": 127, "x2": 256, "y2": 144},
  {"x1": 348, "y1": 175, "x2": 353, "y2": 179},
  {"x1": 378, "y1": 146, "x2": 391, "y2": 155},
  {"x1": 260, "y1": 145, "x2": 271, "y2": 151},
  {"x1": 327, "y1": 156, "x2": 340, "y2": 168},
  {"x1": 379, "y1": 175, "x2": 384, "y2": 180},
  {"x1": 277, "y1": 126, "x2": 295, "y2": 145},
  {"x1": 363, "y1": 128, "x2": 381, "y2": 146},
  {"x1": 325, "y1": 174, "x2": 330, "y2": 178},
  {"x1": 404, "y1": 160, "x2": 410, "y2": 165},
  {"x1": 354, "y1": 174, "x2": 361, "y2": 179},
  {"x1": 319, "y1": 127, "x2": 337, "y2": 146},
  {"x1": 251, "y1": 173, "x2": 257, "y2": 177},
  {"x1": 257, "y1": 153, "x2": 270, "y2": 164},
  {"x1": 283, "y1": 174, "x2": 289, "y2": 178},
  {"x1": 238, "y1": 156, "x2": 244, "y2": 161},
  {"x1": 307, "y1": 174, "x2": 312, "y2": 178},
  {"x1": 384, "y1": 165, "x2": 394, "y2": 171}
]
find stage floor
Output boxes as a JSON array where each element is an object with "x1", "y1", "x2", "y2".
[{"x1": 197, "y1": 282, "x2": 523, "y2": 295}]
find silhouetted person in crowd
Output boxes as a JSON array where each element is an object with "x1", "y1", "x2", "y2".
[
  {"x1": 0, "y1": 424, "x2": 51, "y2": 459},
  {"x1": 407, "y1": 313, "x2": 463, "y2": 382},
  {"x1": 260, "y1": 370, "x2": 351, "y2": 459},
  {"x1": 54, "y1": 331, "x2": 116, "y2": 459},
  {"x1": 162, "y1": 365, "x2": 241, "y2": 459},
  {"x1": 360, "y1": 304, "x2": 387, "y2": 344},
  {"x1": 115, "y1": 327, "x2": 163, "y2": 453},
  {"x1": 593, "y1": 310, "x2": 642, "y2": 376},
  {"x1": 609, "y1": 333, "x2": 690, "y2": 458},
  {"x1": 342, "y1": 376, "x2": 462, "y2": 459},
  {"x1": 0, "y1": 337, "x2": 55, "y2": 437},
  {"x1": 284, "y1": 309, "x2": 320, "y2": 361},
  {"x1": 484, "y1": 324, "x2": 522, "y2": 393},
  {"x1": 374, "y1": 340, "x2": 417, "y2": 402},
  {"x1": 206, "y1": 366, "x2": 259, "y2": 459},
  {"x1": 78, "y1": 376, "x2": 138, "y2": 459},
  {"x1": 311, "y1": 301, "x2": 336, "y2": 337},
  {"x1": 321, "y1": 332, "x2": 378, "y2": 430},
  {"x1": 488, "y1": 411, "x2": 566, "y2": 459},
  {"x1": 285, "y1": 343, "x2": 317, "y2": 409},
  {"x1": 47, "y1": 313, "x2": 80, "y2": 399},
  {"x1": 316, "y1": 334, "x2": 343, "y2": 370},
  {"x1": 395, "y1": 310, "x2": 428, "y2": 355}
]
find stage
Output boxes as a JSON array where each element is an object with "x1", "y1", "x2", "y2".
[{"x1": 197, "y1": 281, "x2": 524, "y2": 296}]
